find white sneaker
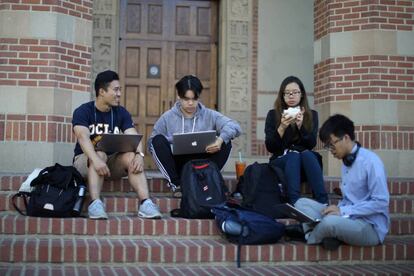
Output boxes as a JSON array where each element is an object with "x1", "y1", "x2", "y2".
[
  {"x1": 88, "y1": 199, "x2": 108, "y2": 219},
  {"x1": 138, "y1": 199, "x2": 162, "y2": 219}
]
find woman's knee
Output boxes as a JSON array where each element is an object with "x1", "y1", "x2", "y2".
[{"x1": 300, "y1": 150, "x2": 318, "y2": 163}]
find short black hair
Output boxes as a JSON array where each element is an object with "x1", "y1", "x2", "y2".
[
  {"x1": 175, "y1": 75, "x2": 203, "y2": 99},
  {"x1": 94, "y1": 70, "x2": 119, "y2": 97},
  {"x1": 319, "y1": 114, "x2": 355, "y2": 144}
]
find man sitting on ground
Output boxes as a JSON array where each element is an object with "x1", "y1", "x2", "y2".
[
  {"x1": 286, "y1": 114, "x2": 389, "y2": 250},
  {"x1": 72, "y1": 70, "x2": 161, "y2": 219}
]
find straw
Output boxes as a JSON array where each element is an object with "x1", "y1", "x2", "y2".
[{"x1": 238, "y1": 151, "x2": 243, "y2": 163}]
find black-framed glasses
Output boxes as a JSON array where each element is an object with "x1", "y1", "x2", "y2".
[
  {"x1": 323, "y1": 136, "x2": 344, "y2": 150},
  {"x1": 283, "y1": 90, "x2": 301, "y2": 97}
]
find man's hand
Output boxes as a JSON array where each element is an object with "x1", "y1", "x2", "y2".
[
  {"x1": 206, "y1": 137, "x2": 224, "y2": 154},
  {"x1": 129, "y1": 153, "x2": 144, "y2": 174},
  {"x1": 91, "y1": 156, "x2": 111, "y2": 177},
  {"x1": 322, "y1": 205, "x2": 340, "y2": 216}
]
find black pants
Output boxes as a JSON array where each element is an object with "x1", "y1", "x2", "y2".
[{"x1": 150, "y1": 134, "x2": 232, "y2": 188}]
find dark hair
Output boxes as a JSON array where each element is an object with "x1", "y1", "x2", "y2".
[
  {"x1": 319, "y1": 114, "x2": 355, "y2": 144},
  {"x1": 175, "y1": 75, "x2": 203, "y2": 99},
  {"x1": 94, "y1": 70, "x2": 120, "y2": 97},
  {"x1": 274, "y1": 76, "x2": 313, "y2": 132}
]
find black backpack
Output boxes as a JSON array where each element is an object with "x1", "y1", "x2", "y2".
[
  {"x1": 12, "y1": 163, "x2": 85, "y2": 218},
  {"x1": 173, "y1": 159, "x2": 228, "y2": 219},
  {"x1": 212, "y1": 204, "x2": 285, "y2": 267},
  {"x1": 235, "y1": 162, "x2": 288, "y2": 218}
]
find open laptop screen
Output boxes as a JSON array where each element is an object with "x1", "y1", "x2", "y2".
[
  {"x1": 95, "y1": 134, "x2": 142, "y2": 153},
  {"x1": 172, "y1": 130, "x2": 216, "y2": 155}
]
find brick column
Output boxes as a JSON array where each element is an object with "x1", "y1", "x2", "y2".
[
  {"x1": 0, "y1": 1, "x2": 93, "y2": 173},
  {"x1": 314, "y1": 0, "x2": 414, "y2": 177}
]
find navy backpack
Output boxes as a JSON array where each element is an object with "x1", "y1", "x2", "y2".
[{"x1": 212, "y1": 204, "x2": 285, "y2": 267}]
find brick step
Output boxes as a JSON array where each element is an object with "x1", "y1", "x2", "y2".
[
  {"x1": 3, "y1": 193, "x2": 414, "y2": 215},
  {"x1": 0, "y1": 236, "x2": 412, "y2": 264},
  {"x1": 1, "y1": 174, "x2": 413, "y2": 196},
  {"x1": 2, "y1": 263, "x2": 414, "y2": 275},
  {"x1": 1, "y1": 213, "x2": 412, "y2": 237}
]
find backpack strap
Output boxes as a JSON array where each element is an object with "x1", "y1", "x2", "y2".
[
  {"x1": 268, "y1": 162, "x2": 288, "y2": 201},
  {"x1": 12, "y1": 192, "x2": 29, "y2": 216}
]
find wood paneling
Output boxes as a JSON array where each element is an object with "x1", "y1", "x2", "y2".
[{"x1": 119, "y1": 0, "x2": 218, "y2": 168}]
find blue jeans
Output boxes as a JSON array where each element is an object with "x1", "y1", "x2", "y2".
[{"x1": 271, "y1": 150, "x2": 328, "y2": 204}]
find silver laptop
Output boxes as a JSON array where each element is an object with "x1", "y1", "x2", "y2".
[
  {"x1": 96, "y1": 134, "x2": 142, "y2": 153},
  {"x1": 172, "y1": 130, "x2": 216, "y2": 155},
  {"x1": 278, "y1": 203, "x2": 321, "y2": 223}
]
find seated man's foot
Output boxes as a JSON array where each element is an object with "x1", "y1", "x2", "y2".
[
  {"x1": 88, "y1": 199, "x2": 108, "y2": 219},
  {"x1": 322, "y1": 237, "x2": 341, "y2": 251},
  {"x1": 168, "y1": 183, "x2": 181, "y2": 198},
  {"x1": 284, "y1": 223, "x2": 306, "y2": 242},
  {"x1": 172, "y1": 186, "x2": 182, "y2": 198},
  {"x1": 138, "y1": 199, "x2": 162, "y2": 219}
]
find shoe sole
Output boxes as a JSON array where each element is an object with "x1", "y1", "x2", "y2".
[
  {"x1": 88, "y1": 214, "x2": 108, "y2": 220},
  {"x1": 138, "y1": 212, "x2": 162, "y2": 219}
]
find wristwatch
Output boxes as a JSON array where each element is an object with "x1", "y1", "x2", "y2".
[{"x1": 135, "y1": 151, "x2": 145, "y2": 158}]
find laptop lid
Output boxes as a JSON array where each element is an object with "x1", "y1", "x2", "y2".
[
  {"x1": 95, "y1": 134, "x2": 142, "y2": 153},
  {"x1": 278, "y1": 203, "x2": 320, "y2": 223},
  {"x1": 172, "y1": 130, "x2": 216, "y2": 155}
]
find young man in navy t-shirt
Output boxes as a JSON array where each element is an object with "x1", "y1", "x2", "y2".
[{"x1": 72, "y1": 70, "x2": 161, "y2": 219}]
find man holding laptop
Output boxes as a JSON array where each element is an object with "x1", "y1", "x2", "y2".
[
  {"x1": 286, "y1": 114, "x2": 389, "y2": 250},
  {"x1": 72, "y1": 70, "x2": 161, "y2": 219},
  {"x1": 148, "y1": 75, "x2": 241, "y2": 193}
]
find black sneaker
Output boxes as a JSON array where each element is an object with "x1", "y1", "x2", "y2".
[
  {"x1": 322, "y1": 237, "x2": 341, "y2": 250},
  {"x1": 285, "y1": 224, "x2": 306, "y2": 242}
]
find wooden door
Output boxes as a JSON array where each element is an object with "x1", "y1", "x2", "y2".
[{"x1": 119, "y1": 0, "x2": 218, "y2": 168}]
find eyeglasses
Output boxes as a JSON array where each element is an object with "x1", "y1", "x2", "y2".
[
  {"x1": 283, "y1": 90, "x2": 301, "y2": 97},
  {"x1": 323, "y1": 136, "x2": 344, "y2": 150}
]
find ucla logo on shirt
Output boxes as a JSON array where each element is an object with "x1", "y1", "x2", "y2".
[{"x1": 89, "y1": 124, "x2": 120, "y2": 135}]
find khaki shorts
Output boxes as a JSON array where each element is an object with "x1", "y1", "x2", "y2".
[{"x1": 73, "y1": 153, "x2": 128, "y2": 180}]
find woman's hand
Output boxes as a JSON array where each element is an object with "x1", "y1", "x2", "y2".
[
  {"x1": 206, "y1": 137, "x2": 223, "y2": 154},
  {"x1": 295, "y1": 107, "x2": 305, "y2": 129},
  {"x1": 280, "y1": 114, "x2": 296, "y2": 129}
]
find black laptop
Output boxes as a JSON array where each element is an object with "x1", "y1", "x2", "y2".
[
  {"x1": 95, "y1": 134, "x2": 142, "y2": 153},
  {"x1": 278, "y1": 203, "x2": 321, "y2": 223}
]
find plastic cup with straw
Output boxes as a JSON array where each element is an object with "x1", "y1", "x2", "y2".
[{"x1": 235, "y1": 151, "x2": 246, "y2": 180}]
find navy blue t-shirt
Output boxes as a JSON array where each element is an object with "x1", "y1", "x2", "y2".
[{"x1": 72, "y1": 101, "x2": 135, "y2": 157}]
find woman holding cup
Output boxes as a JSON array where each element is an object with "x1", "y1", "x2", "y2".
[{"x1": 264, "y1": 76, "x2": 328, "y2": 205}]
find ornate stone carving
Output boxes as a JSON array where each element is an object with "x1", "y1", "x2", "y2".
[
  {"x1": 229, "y1": 42, "x2": 248, "y2": 64},
  {"x1": 230, "y1": 20, "x2": 249, "y2": 38},
  {"x1": 222, "y1": 0, "x2": 252, "y2": 156},
  {"x1": 230, "y1": 0, "x2": 248, "y2": 19},
  {"x1": 92, "y1": 0, "x2": 119, "y2": 92}
]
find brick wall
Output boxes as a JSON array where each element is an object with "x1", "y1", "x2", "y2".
[
  {"x1": 314, "y1": 0, "x2": 414, "y2": 40},
  {"x1": 0, "y1": 0, "x2": 93, "y2": 171},
  {"x1": 0, "y1": 114, "x2": 74, "y2": 143},
  {"x1": 0, "y1": 38, "x2": 91, "y2": 91},
  {"x1": 314, "y1": 0, "x2": 414, "y2": 176},
  {"x1": 315, "y1": 55, "x2": 414, "y2": 104},
  {"x1": 0, "y1": 0, "x2": 93, "y2": 20}
]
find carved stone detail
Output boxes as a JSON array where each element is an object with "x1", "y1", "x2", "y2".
[
  {"x1": 92, "y1": 0, "x2": 119, "y2": 93},
  {"x1": 222, "y1": 0, "x2": 252, "y2": 156},
  {"x1": 230, "y1": 0, "x2": 249, "y2": 19}
]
